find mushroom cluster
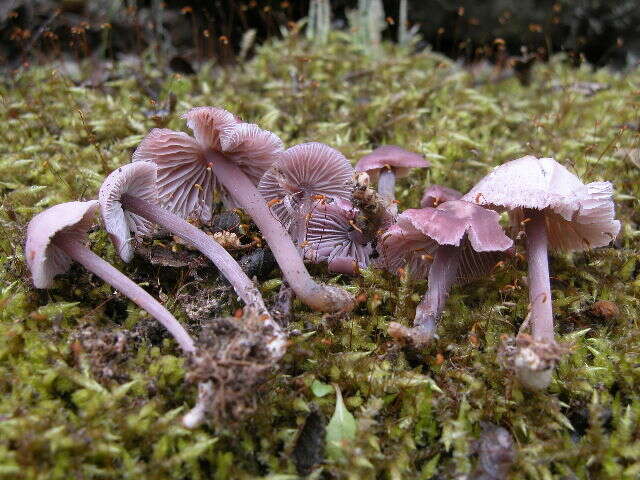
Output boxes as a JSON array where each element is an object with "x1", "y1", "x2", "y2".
[{"x1": 25, "y1": 107, "x2": 620, "y2": 429}]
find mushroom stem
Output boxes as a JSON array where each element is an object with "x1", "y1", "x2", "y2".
[
  {"x1": 55, "y1": 233, "x2": 195, "y2": 353},
  {"x1": 121, "y1": 193, "x2": 269, "y2": 316},
  {"x1": 414, "y1": 244, "x2": 461, "y2": 340},
  {"x1": 206, "y1": 151, "x2": 355, "y2": 312},
  {"x1": 377, "y1": 168, "x2": 396, "y2": 199},
  {"x1": 524, "y1": 208, "x2": 554, "y2": 342}
]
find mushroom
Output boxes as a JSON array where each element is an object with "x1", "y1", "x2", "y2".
[
  {"x1": 378, "y1": 200, "x2": 513, "y2": 347},
  {"x1": 24, "y1": 200, "x2": 195, "y2": 353},
  {"x1": 303, "y1": 198, "x2": 373, "y2": 275},
  {"x1": 354, "y1": 145, "x2": 429, "y2": 210},
  {"x1": 463, "y1": 155, "x2": 620, "y2": 389},
  {"x1": 258, "y1": 142, "x2": 354, "y2": 248},
  {"x1": 98, "y1": 161, "x2": 285, "y2": 351},
  {"x1": 134, "y1": 108, "x2": 355, "y2": 312},
  {"x1": 420, "y1": 184, "x2": 462, "y2": 208}
]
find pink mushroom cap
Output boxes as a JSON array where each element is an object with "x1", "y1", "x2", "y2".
[
  {"x1": 303, "y1": 199, "x2": 372, "y2": 274},
  {"x1": 420, "y1": 184, "x2": 463, "y2": 208},
  {"x1": 258, "y1": 142, "x2": 354, "y2": 230},
  {"x1": 99, "y1": 162, "x2": 158, "y2": 262},
  {"x1": 25, "y1": 200, "x2": 99, "y2": 288},
  {"x1": 377, "y1": 200, "x2": 513, "y2": 281},
  {"x1": 354, "y1": 145, "x2": 430, "y2": 182},
  {"x1": 133, "y1": 107, "x2": 283, "y2": 221},
  {"x1": 462, "y1": 155, "x2": 621, "y2": 251}
]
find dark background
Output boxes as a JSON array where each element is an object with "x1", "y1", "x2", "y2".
[{"x1": 2, "y1": 0, "x2": 639, "y2": 70}]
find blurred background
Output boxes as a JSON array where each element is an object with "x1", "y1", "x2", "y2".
[{"x1": 2, "y1": 0, "x2": 639, "y2": 71}]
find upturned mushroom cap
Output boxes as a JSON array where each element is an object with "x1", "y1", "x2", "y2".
[
  {"x1": 182, "y1": 106, "x2": 239, "y2": 150},
  {"x1": 303, "y1": 199, "x2": 372, "y2": 273},
  {"x1": 132, "y1": 128, "x2": 215, "y2": 221},
  {"x1": 219, "y1": 122, "x2": 285, "y2": 185},
  {"x1": 420, "y1": 184, "x2": 463, "y2": 208},
  {"x1": 99, "y1": 162, "x2": 158, "y2": 262},
  {"x1": 134, "y1": 108, "x2": 283, "y2": 221},
  {"x1": 463, "y1": 156, "x2": 621, "y2": 251},
  {"x1": 258, "y1": 142, "x2": 354, "y2": 230},
  {"x1": 354, "y1": 145, "x2": 429, "y2": 182},
  {"x1": 25, "y1": 200, "x2": 99, "y2": 288},
  {"x1": 377, "y1": 200, "x2": 513, "y2": 280}
]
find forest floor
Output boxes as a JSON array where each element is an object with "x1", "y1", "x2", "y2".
[{"x1": 1, "y1": 31, "x2": 639, "y2": 479}]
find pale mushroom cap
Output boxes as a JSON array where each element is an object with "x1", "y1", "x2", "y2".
[
  {"x1": 219, "y1": 122, "x2": 284, "y2": 185},
  {"x1": 258, "y1": 142, "x2": 354, "y2": 230},
  {"x1": 463, "y1": 156, "x2": 621, "y2": 251},
  {"x1": 354, "y1": 145, "x2": 429, "y2": 182},
  {"x1": 303, "y1": 199, "x2": 372, "y2": 271},
  {"x1": 376, "y1": 200, "x2": 513, "y2": 281},
  {"x1": 420, "y1": 184, "x2": 463, "y2": 208},
  {"x1": 132, "y1": 128, "x2": 215, "y2": 221},
  {"x1": 99, "y1": 162, "x2": 158, "y2": 262},
  {"x1": 182, "y1": 106, "x2": 239, "y2": 150},
  {"x1": 25, "y1": 200, "x2": 99, "y2": 288}
]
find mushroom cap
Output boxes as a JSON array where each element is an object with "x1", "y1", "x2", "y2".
[
  {"x1": 420, "y1": 184, "x2": 463, "y2": 208},
  {"x1": 182, "y1": 106, "x2": 239, "y2": 150},
  {"x1": 134, "y1": 109, "x2": 283, "y2": 221},
  {"x1": 258, "y1": 142, "x2": 354, "y2": 230},
  {"x1": 303, "y1": 199, "x2": 372, "y2": 273},
  {"x1": 132, "y1": 128, "x2": 215, "y2": 221},
  {"x1": 377, "y1": 200, "x2": 513, "y2": 281},
  {"x1": 354, "y1": 145, "x2": 429, "y2": 182},
  {"x1": 25, "y1": 200, "x2": 99, "y2": 288},
  {"x1": 219, "y1": 122, "x2": 285, "y2": 185},
  {"x1": 463, "y1": 156, "x2": 621, "y2": 251},
  {"x1": 99, "y1": 162, "x2": 158, "y2": 262}
]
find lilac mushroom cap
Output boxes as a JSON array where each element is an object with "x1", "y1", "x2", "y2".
[
  {"x1": 133, "y1": 107, "x2": 283, "y2": 222},
  {"x1": 25, "y1": 200, "x2": 100, "y2": 288},
  {"x1": 420, "y1": 184, "x2": 463, "y2": 208},
  {"x1": 303, "y1": 199, "x2": 373, "y2": 275},
  {"x1": 258, "y1": 142, "x2": 355, "y2": 230},
  {"x1": 355, "y1": 145, "x2": 429, "y2": 183},
  {"x1": 380, "y1": 200, "x2": 513, "y2": 347},
  {"x1": 99, "y1": 162, "x2": 158, "y2": 262}
]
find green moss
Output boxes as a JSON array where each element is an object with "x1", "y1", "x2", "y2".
[{"x1": 1, "y1": 29, "x2": 640, "y2": 478}]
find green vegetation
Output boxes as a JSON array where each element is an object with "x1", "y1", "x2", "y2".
[{"x1": 1, "y1": 29, "x2": 639, "y2": 479}]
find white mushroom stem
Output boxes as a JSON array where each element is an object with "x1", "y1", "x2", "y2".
[
  {"x1": 413, "y1": 244, "x2": 461, "y2": 340},
  {"x1": 55, "y1": 232, "x2": 196, "y2": 353},
  {"x1": 206, "y1": 151, "x2": 355, "y2": 312},
  {"x1": 377, "y1": 168, "x2": 396, "y2": 200},
  {"x1": 121, "y1": 194, "x2": 270, "y2": 316},
  {"x1": 524, "y1": 208, "x2": 554, "y2": 342}
]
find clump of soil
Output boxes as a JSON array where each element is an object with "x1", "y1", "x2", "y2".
[{"x1": 185, "y1": 310, "x2": 278, "y2": 424}]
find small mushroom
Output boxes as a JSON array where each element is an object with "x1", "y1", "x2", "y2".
[
  {"x1": 99, "y1": 162, "x2": 283, "y2": 351},
  {"x1": 378, "y1": 200, "x2": 513, "y2": 347},
  {"x1": 24, "y1": 201, "x2": 195, "y2": 353},
  {"x1": 135, "y1": 109, "x2": 355, "y2": 313},
  {"x1": 464, "y1": 155, "x2": 620, "y2": 389},
  {"x1": 355, "y1": 145, "x2": 429, "y2": 210},
  {"x1": 420, "y1": 184, "x2": 462, "y2": 208},
  {"x1": 303, "y1": 199, "x2": 373, "y2": 275},
  {"x1": 258, "y1": 142, "x2": 354, "y2": 248}
]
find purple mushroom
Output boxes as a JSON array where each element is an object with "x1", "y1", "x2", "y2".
[
  {"x1": 134, "y1": 108, "x2": 354, "y2": 312},
  {"x1": 303, "y1": 198, "x2": 373, "y2": 275},
  {"x1": 355, "y1": 145, "x2": 429, "y2": 208},
  {"x1": 378, "y1": 200, "x2": 513, "y2": 347},
  {"x1": 258, "y1": 142, "x2": 354, "y2": 248},
  {"x1": 24, "y1": 200, "x2": 195, "y2": 353},
  {"x1": 464, "y1": 155, "x2": 620, "y2": 389},
  {"x1": 98, "y1": 161, "x2": 283, "y2": 336},
  {"x1": 420, "y1": 184, "x2": 463, "y2": 208}
]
